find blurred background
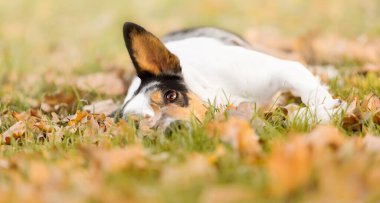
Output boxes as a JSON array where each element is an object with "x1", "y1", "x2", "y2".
[
  {"x1": 0, "y1": 0, "x2": 379, "y2": 109},
  {"x1": 1, "y1": 2, "x2": 380, "y2": 202}
]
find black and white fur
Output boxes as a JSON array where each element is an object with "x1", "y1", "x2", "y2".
[{"x1": 121, "y1": 23, "x2": 341, "y2": 127}]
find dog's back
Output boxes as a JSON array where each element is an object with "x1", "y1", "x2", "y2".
[{"x1": 162, "y1": 27, "x2": 251, "y2": 49}]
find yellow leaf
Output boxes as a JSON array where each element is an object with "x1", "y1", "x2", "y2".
[{"x1": 68, "y1": 111, "x2": 88, "y2": 126}]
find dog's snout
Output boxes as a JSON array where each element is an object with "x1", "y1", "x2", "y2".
[{"x1": 125, "y1": 113, "x2": 151, "y2": 121}]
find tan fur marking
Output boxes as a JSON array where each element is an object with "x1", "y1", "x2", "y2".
[
  {"x1": 163, "y1": 92, "x2": 207, "y2": 121},
  {"x1": 150, "y1": 91, "x2": 164, "y2": 105},
  {"x1": 149, "y1": 91, "x2": 163, "y2": 115},
  {"x1": 130, "y1": 30, "x2": 180, "y2": 75}
]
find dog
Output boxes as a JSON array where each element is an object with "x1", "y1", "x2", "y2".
[{"x1": 120, "y1": 22, "x2": 342, "y2": 129}]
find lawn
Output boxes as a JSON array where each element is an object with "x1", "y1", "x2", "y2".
[{"x1": 1, "y1": 0, "x2": 380, "y2": 202}]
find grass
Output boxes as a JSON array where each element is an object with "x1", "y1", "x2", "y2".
[{"x1": 1, "y1": 0, "x2": 380, "y2": 202}]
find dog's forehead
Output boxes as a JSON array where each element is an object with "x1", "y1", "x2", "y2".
[
  {"x1": 137, "y1": 81, "x2": 160, "y2": 94},
  {"x1": 135, "y1": 75, "x2": 188, "y2": 95}
]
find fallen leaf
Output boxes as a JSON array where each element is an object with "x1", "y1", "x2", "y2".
[
  {"x1": 34, "y1": 121, "x2": 55, "y2": 133},
  {"x1": 244, "y1": 27, "x2": 303, "y2": 62},
  {"x1": 266, "y1": 137, "x2": 312, "y2": 197},
  {"x1": 88, "y1": 145, "x2": 147, "y2": 172},
  {"x1": 1, "y1": 121, "x2": 26, "y2": 144},
  {"x1": 43, "y1": 91, "x2": 76, "y2": 106},
  {"x1": 199, "y1": 186, "x2": 254, "y2": 203},
  {"x1": 362, "y1": 93, "x2": 380, "y2": 112},
  {"x1": 160, "y1": 153, "x2": 216, "y2": 185},
  {"x1": 83, "y1": 99, "x2": 118, "y2": 116},
  {"x1": 307, "y1": 125, "x2": 345, "y2": 151},
  {"x1": 41, "y1": 91, "x2": 76, "y2": 113},
  {"x1": 298, "y1": 34, "x2": 380, "y2": 65},
  {"x1": 76, "y1": 72, "x2": 127, "y2": 96},
  {"x1": 68, "y1": 111, "x2": 88, "y2": 126},
  {"x1": 0, "y1": 159, "x2": 10, "y2": 169},
  {"x1": 358, "y1": 63, "x2": 380, "y2": 75},
  {"x1": 342, "y1": 97, "x2": 362, "y2": 131},
  {"x1": 226, "y1": 102, "x2": 255, "y2": 120},
  {"x1": 207, "y1": 145, "x2": 227, "y2": 164},
  {"x1": 207, "y1": 117, "x2": 261, "y2": 159},
  {"x1": 363, "y1": 134, "x2": 380, "y2": 153},
  {"x1": 28, "y1": 161, "x2": 51, "y2": 186}
]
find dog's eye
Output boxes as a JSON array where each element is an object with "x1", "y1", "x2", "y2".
[{"x1": 164, "y1": 90, "x2": 178, "y2": 103}]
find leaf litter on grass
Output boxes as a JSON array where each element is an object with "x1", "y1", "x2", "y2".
[{"x1": 2, "y1": 24, "x2": 380, "y2": 203}]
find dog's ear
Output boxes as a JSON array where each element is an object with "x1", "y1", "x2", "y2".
[{"x1": 123, "y1": 22, "x2": 181, "y2": 77}]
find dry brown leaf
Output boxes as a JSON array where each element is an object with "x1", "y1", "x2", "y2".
[
  {"x1": 360, "y1": 93, "x2": 380, "y2": 126},
  {"x1": 34, "y1": 121, "x2": 55, "y2": 133},
  {"x1": 0, "y1": 159, "x2": 10, "y2": 169},
  {"x1": 68, "y1": 111, "x2": 88, "y2": 126},
  {"x1": 46, "y1": 131, "x2": 64, "y2": 143},
  {"x1": 83, "y1": 99, "x2": 118, "y2": 116},
  {"x1": 1, "y1": 121, "x2": 26, "y2": 144},
  {"x1": 362, "y1": 93, "x2": 380, "y2": 112},
  {"x1": 199, "y1": 186, "x2": 254, "y2": 203},
  {"x1": 28, "y1": 161, "x2": 51, "y2": 186},
  {"x1": 51, "y1": 112, "x2": 61, "y2": 123},
  {"x1": 207, "y1": 145, "x2": 227, "y2": 164},
  {"x1": 207, "y1": 117, "x2": 261, "y2": 159},
  {"x1": 298, "y1": 34, "x2": 380, "y2": 65},
  {"x1": 91, "y1": 145, "x2": 147, "y2": 172},
  {"x1": 41, "y1": 91, "x2": 76, "y2": 113},
  {"x1": 226, "y1": 102, "x2": 255, "y2": 120},
  {"x1": 160, "y1": 153, "x2": 216, "y2": 185},
  {"x1": 244, "y1": 27, "x2": 303, "y2": 62},
  {"x1": 83, "y1": 115, "x2": 103, "y2": 139},
  {"x1": 358, "y1": 63, "x2": 380, "y2": 75},
  {"x1": 43, "y1": 91, "x2": 76, "y2": 107},
  {"x1": 10, "y1": 110, "x2": 45, "y2": 133},
  {"x1": 363, "y1": 134, "x2": 380, "y2": 153},
  {"x1": 307, "y1": 125, "x2": 345, "y2": 151},
  {"x1": 342, "y1": 97, "x2": 362, "y2": 131},
  {"x1": 373, "y1": 113, "x2": 380, "y2": 126},
  {"x1": 40, "y1": 103, "x2": 53, "y2": 113},
  {"x1": 266, "y1": 136, "x2": 312, "y2": 197},
  {"x1": 76, "y1": 72, "x2": 127, "y2": 96}
]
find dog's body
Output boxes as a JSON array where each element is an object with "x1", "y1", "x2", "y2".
[{"x1": 121, "y1": 23, "x2": 340, "y2": 128}]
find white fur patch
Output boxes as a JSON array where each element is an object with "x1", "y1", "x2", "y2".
[
  {"x1": 164, "y1": 37, "x2": 338, "y2": 122},
  {"x1": 122, "y1": 93, "x2": 154, "y2": 118},
  {"x1": 123, "y1": 76, "x2": 141, "y2": 104},
  {"x1": 122, "y1": 79, "x2": 159, "y2": 118},
  {"x1": 123, "y1": 36, "x2": 339, "y2": 123}
]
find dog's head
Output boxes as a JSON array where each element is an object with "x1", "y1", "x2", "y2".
[{"x1": 121, "y1": 22, "x2": 206, "y2": 128}]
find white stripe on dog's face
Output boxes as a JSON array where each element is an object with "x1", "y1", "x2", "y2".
[
  {"x1": 122, "y1": 93, "x2": 154, "y2": 118},
  {"x1": 122, "y1": 81, "x2": 158, "y2": 118}
]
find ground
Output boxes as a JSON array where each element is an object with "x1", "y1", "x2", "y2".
[{"x1": 1, "y1": 0, "x2": 380, "y2": 202}]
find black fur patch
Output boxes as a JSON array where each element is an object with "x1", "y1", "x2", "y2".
[{"x1": 130, "y1": 74, "x2": 189, "y2": 108}]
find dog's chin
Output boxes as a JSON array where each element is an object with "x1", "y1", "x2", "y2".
[
  {"x1": 122, "y1": 113, "x2": 186, "y2": 134},
  {"x1": 154, "y1": 117, "x2": 190, "y2": 133}
]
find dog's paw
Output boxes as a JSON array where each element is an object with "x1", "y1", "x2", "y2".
[{"x1": 287, "y1": 100, "x2": 347, "y2": 125}]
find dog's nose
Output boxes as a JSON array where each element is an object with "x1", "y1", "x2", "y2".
[{"x1": 126, "y1": 114, "x2": 151, "y2": 120}]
